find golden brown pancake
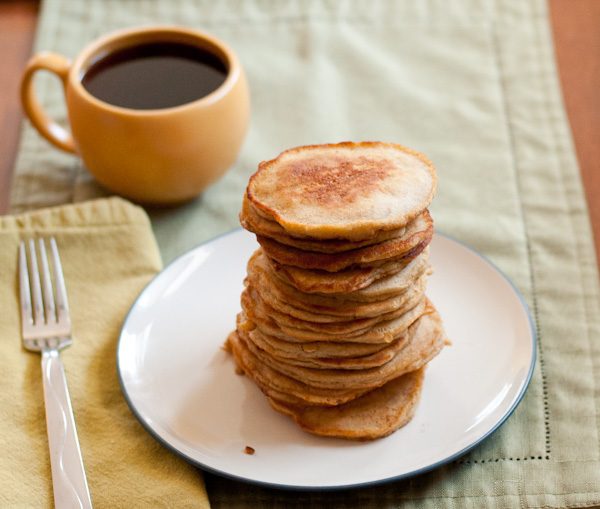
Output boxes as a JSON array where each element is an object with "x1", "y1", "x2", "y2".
[
  {"x1": 247, "y1": 142, "x2": 437, "y2": 240},
  {"x1": 248, "y1": 249, "x2": 429, "y2": 319},
  {"x1": 236, "y1": 312, "x2": 389, "y2": 359},
  {"x1": 245, "y1": 293, "x2": 428, "y2": 344},
  {"x1": 257, "y1": 211, "x2": 433, "y2": 272},
  {"x1": 268, "y1": 368, "x2": 425, "y2": 440},
  {"x1": 228, "y1": 141, "x2": 444, "y2": 441},
  {"x1": 244, "y1": 307, "x2": 444, "y2": 390},
  {"x1": 264, "y1": 249, "x2": 431, "y2": 306},
  {"x1": 240, "y1": 195, "x2": 408, "y2": 253},
  {"x1": 239, "y1": 312, "x2": 413, "y2": 370},
  {"x1": 247, "y1": 325, "x2": 411, "y2": 370},
  {"x1": 227, "y1": 331, "x2": 370, "y2": 406},
  {"x1": 268, "y1": 242, "x2": 427, "y2": 294},
  {"x1": 242, "y1": 285, "x2": 425, "y2": 337},
  {"x1": 250, "y1": 266, "x2": 427, "y2": 323}
]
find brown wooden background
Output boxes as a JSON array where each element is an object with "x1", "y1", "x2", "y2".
[{"x1": 1, "y1": 0, "x2": 598, "y2": 266}]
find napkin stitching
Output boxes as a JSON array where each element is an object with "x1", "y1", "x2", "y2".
[
  {"x1": 456, "y1": 454, "x2": 548, "y2": 465},
  {"x1": 536, "y1": 0, "x2": 600, "y2": 466},
  {"x1": 519, "y1": 2, "x2": 552, "y2": 459},
  {"x1": 533, "y1": 0, "x2": 600, "y2": 464},
  {"x1": 445, "y1": 11, "x2": 552, "y2": 466},
  {"x1": 497, "y1": 2, "x2": 551, "y2": 461},
  {"x1": 452, "y1": 15, "x2": 550, "y2": 465}
]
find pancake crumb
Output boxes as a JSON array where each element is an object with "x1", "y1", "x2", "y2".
[
  {"x1": 235, "y1": 366, "x2": 245, "y2": 375},
  {"x1": 244, "y1": 446, "x2": 255, "y2": 455}
]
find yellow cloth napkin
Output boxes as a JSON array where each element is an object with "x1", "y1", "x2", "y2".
[{"x1": 0, "y1": 198, "x2": 210, "y2": 508}]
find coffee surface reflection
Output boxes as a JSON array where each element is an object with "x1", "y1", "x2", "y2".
[{"x1": 82, "y1": 42, "x2": 228, "y2": 109}]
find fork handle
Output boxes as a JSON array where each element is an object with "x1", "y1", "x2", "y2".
[{"x1": 41, "y1": 349, "x2": 93, "y2": 508}]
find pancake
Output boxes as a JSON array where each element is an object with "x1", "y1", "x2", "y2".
[
  {"x1": 228, "y1": 141, "x2": 445, "y2": 441},
  {"x1": 257, "y1": 211, "x2": 433, "y2": 272},
  {"x1": 247, "y1": 325, "x2": 411, "y2": 370},
  {"x1": 237, "y1": 312, "x2": 389, "y2": 358},
  {"x1": 268, "y1": 368, "x2": 424, "y2": 440},
  {"x1": 247, "y1": 141, "x2": 437, "y2": 240},
  {"x1": 240, "y1": 195, "x2": 408, "y2": 253},
  {"x1": 265, "y1": 249, "x2": 431, "y2": 306},
  {"x1": 227, "y1": 331, "x2": 370, "y2": 406},
  {"x1": 268, "y1": 242, "x2": 427, "y2": 294},
  {"x1": 246, "y1": 294, "x2": 428, "y2": 344},
  {"x1": 250, "y1": 265, "x2": 427, "y2": 323},
  {"x1": 249, "y1": 250, "x2": 429, "y2": 319},
  {"x1": 242, "y1": 285, "x2": 426, "y2": 337},
  {"x1": 244, "y1": 307, "x2": 444, "y2": 390}
]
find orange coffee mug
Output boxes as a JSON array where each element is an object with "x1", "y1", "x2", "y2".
[{"x1": 21, "y1": 26, "x2": 250, "y2": 204}]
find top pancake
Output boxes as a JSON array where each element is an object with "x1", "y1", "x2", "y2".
[
  {"x1": 247, "y1": 142, "x2": 437, "y2": 240},
  {"x1": 240, "y1": 196, "x2": 407, "y2": 253}
]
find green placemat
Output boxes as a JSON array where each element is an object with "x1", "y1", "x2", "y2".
[{"x1": 10, "y1": 0, "x2": 600, "y2": 507}]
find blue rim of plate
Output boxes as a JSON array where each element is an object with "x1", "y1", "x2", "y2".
[{"x1": 116, "y1": 228, "x2": 537, "y2": 492}]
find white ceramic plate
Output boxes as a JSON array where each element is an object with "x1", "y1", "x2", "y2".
[{"x1": 117, "y1": 230, "x2": 535, "y2": 490}]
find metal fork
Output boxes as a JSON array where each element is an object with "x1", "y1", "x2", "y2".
[{"x1": 19, "y1": 238, "x2": 93, "y2": 509}]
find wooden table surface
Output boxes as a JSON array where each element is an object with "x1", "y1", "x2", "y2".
[{"x1": 1, "y1": 0, "x2": 599, "y2": 266}]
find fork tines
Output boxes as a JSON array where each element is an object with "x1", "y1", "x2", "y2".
[{"x1": 19, "y1": 237, "x2": 72, "y2": 349}]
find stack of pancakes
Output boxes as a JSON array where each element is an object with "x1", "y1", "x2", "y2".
[{"x1": 226, "y1": 142, "x2": 446, "y2": 440}]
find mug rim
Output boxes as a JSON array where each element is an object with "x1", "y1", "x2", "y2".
[{"x1": 69, "y1": 25, "x2": 241, "y2": 116}]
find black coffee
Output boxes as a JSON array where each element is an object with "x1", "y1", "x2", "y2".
[{"x1": 82, "y1": 42, "x2": 228, "y2": 109}]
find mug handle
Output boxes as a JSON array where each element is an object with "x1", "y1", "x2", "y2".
[{"x1": 20, "y1": 52, "x2": 77, "y2": 154}]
